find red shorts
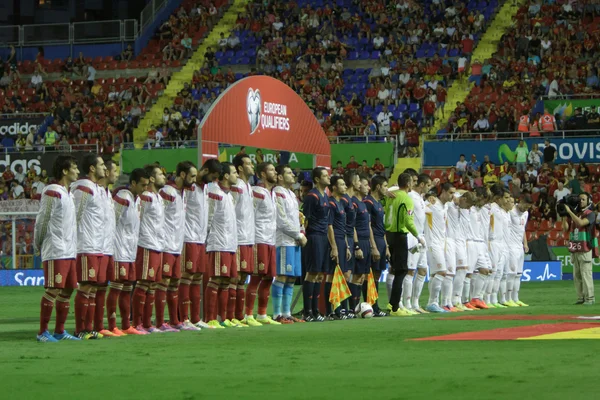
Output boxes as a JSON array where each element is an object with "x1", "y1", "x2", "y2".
[
  {"x1": 162, "y1": 252, "x2": 182, "y2": 279},
  {"x1": 76, "y1": 253, "x2": 103, "y2": 283},
  {"x1": 44, "y1": 259, "x2": 77, "y2": 289},
  {"x1": 236, "y1": 244, "x2": 255, "y2": 274},
  {"x1": 254, "y1": 244, "x2": 276, "y2": 277},
  {"x1": 208, "y1": 251, "x2": 238, "y2": 278},
  {"x1": 135, "y1": 247, "x2": 163, "y2": 282},
  {"x1": 97, "y1": 255, "x2": 112, "y2": 283},
  {"x1": 182, "y1": 243, "x2": 207, "y2": 275},
  {"x1": 108, "y1": 260, "x2": 136, "y2": 282}
]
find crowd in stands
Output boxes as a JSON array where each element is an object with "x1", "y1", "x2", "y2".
[{"x1": 443, "y1": 0, "x2": 600, "y2": 137}]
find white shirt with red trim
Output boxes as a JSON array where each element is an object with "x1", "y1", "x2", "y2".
[
  {"x1": 71, "y1": 178, "x2": 104, "y2": 254},
  {"x1": 34, "y1": 184, "x2": 77, "y2": 261},
  {"x1": 230, "y1": 179, "x2": 255, "y2": 245},
  {"x1": 160, "y1": 183, "x2": 186, "y2": 255},
  {"x1": 206, "y1": 183, "x2": 237, "y2": 253},
  {"x1": 137, "y1": 190, "x2": 165, "y2": 252},
  {"x1": 253, "y1": 186, "x2": 277, "y2": 246},
  {"x1": 113, "y1": 188, "x2": 140, "y2": 263},
  {"x1": 274, "y1": 186, "x2": 304, "y2": 247},
  {"x1": 184, "y1": 183, "x2": 208, "y2": 244},
  {"x1": 101, "y1": 187, "x2": 115, "y2": 256}
]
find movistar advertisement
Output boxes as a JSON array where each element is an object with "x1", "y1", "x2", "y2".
[
  {"x1": 544, "y1": 99, "x2": 600, "y2": 119},
  {"x1": 423, "y1": 138, "x2": 600, "y2": 166}
]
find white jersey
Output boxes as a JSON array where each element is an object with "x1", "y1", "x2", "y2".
[
  {"x1": 253, "y1": 186, "x2": 277, "y2": 246},
  {"x1": 113, "y1": 188, "x2": 140, "y2": 263},
  {"x1": 480, "y1": 204, "x2": 492, "y2": 243},
  {"x1": 409, "y1": 191, "x2": 426, "y2": 236},
  {"x1": 207, "y1": 183, "x2": 238, "y2": 253},
  {"x1": 34, "y1": 184, "x2": 77, "y2": 261},
  {"x1": 231, "y1": 179, "x2": 255, "y2": 245},
  {"x1": 467, "y1": 206, "x2": 485, "y2": 241},
  {"x1": 274, "y1": 186, "x2": 303, "y2": 247},
  {"x1": 160, "y1": 184, "x2": 185, "y2": 255},
  {"x1": 72, "y1": 178, "x2": 104, "y2": 254},
  {"x1": 502, "y1": 208, "x2": 512, "y2": 245},
  {"x1": 489, "y1": 203, "x2": 508, "y2": 242},
  {"x1": 457, "y1": 207, "x2": 470, "y2": 242},
  {"x1": 508, "y1": 207, "x2": 528, "y2": 247},
  {"x1": 425, "y1": 200, "x2": 447, "y2": 248},
  {"x1": 138, "y1": 190, "x2": 165, "y2": 252},
  {"x1": 183, "y1": 183, "x2": 208, "y2": 244},
  {"x1": 101, "y1": 187, "x2": 115, "y2": 256},
  {"x1": 445, "y1": 201, "x2": 460, "y2": 240}
]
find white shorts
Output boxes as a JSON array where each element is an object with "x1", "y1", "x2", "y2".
[
  {"x1": 467, "y1": 240, "x2": 491, "y2": 273},
  {"x1": 445, "y1": 238, "x2": 456, "y2": 275},
  {"x1": 489, "y1": 241, "x2": 504, "y2": 273},
  {"x1": 407, "y1": 234, "x2": 427, "y2": 271},
  {"x1": 455, "y1": 239, "x2": 468, "y2": 268},
  {"x1": 428, "y1": 245, "x2": 446, "y2": 275},
  {"x1": 507, "y1": 247, "x2": 525, "y2": 274}
]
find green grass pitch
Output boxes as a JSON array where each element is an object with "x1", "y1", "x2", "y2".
[{"x1": 0, "y1": 281, "x2": 598, "y2": 399}]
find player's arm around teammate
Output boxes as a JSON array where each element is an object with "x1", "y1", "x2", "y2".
[{"x1": 35, "y1": 155, "x2": 80, "y2": 342}]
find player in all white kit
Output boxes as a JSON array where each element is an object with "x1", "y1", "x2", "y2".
[
  {"x1": 35, "y1": 155, "x2": 80, "y2": 342},
  {"x1": 487, "y1": 185, "x2": 512, "y2": 308},
  {"x1": 465, "y1": 187, "x2": 492, "y2": 310},
  {"x1": 446, "y1": 191, "x2": 466, "y2": 311},
  {"x1": 478, "y1": 188, "x2": 493, "y2": 306},
  {"x1": 110, "y1": 168, "x2": 149, "y2": 335},
  {"x1": 157, "y1": 161, "x2": 197, "y2": 332},
  {"x1": 506, "y1": 194, "x2": 533, "y2": 307},
  {"x1": 180, "y1": 159, "x2": 221, "y2": 330},
  {"x1": 500, "y1": 195, "x2": 515, "y2": 306},
  {"x1": 230, "y1": 154, "x2": 257, "y2": 327},
  {"x1": 423, "y1": 184, "x2": 455, "y2": 312},
  {"x1": 454, "y1": 191, "x2": 475, "y2": 310}
]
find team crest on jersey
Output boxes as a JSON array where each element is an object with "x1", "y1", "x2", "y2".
[
  {"x1": 286, "y1": 264, "x2": 292, "y2": 272},
  {"x1": 163, "y1": 264, "x2": 170, "y2": 273},
  {"x1": 89, "y1": 268, "x2": 96, "y2": 278},
  {"x1": 258, "y1": 262, "x2": 265, "y2": 271},
  {"x1": 148, "y1": 268, "x2": 155, "y2": 278},
  {"x1": 241, "y1": 260, "x2": 247, "y2": 269},
  {"x1": 119, "y1": 266, "x2": 127, "y2": 277},
  {"x1": 55, "y1": 273, "x2": 62, "y2": 284},
  {"x1": 186, "y1": 261, "x2": 193, "y2": 270},
  {"x1": 221, "y1": 265, "x2": 228, "y2": 274}
]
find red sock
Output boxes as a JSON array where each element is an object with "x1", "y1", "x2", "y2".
[
  {"x1": 202, "y1": 274, "x2": 209, "y2": 321},
  {"x1": 236, "y1": 286, "x2": 245, "y2": 320},
  {"x1": 143, "y1": 290, "x2": 155, "y2": 328},
  {"x1": 218, "y1": 285, "x2": 229, "y2": 320},
  {"x1": 227, "y1": 284, "x2": 237, "y2": 320},
  {"x1": 39, "y1": 293, "x2": 55, "y2": 335},
  {"x1": 178, "y1": 279, "x2": 191, "y2": 322},
  {"x1": 74, "y1": 290, "x2": 89, "y2": 333},
  {"x1": 94, "y1": 286, "x2": 107, "y2": 331},
  {"x1": 245, "y1": 275, "x2": 261, "y2": 316},
  {"x1": 257, "y1": 278, "x2": 273, "y2": 316},
  {"x1": 155, "y1": 285, "x2": 167, "y2": 327},
  {"x1": 106, "y1": 285, "x2": 121, "y2": 331},
  {"x1": 85, "y1": 292, "x2": 96, "y2": 332},
  {"x1": 190, "y1": 280, "x2": 201, "y2": 323},
  {"x1": 205, "y1": 282, "x2": 218, "y2": 321},
  {"x1": 167, "y1": 287, "x2": 180, "y2": 325},
  {"x1": 120, "y1": 285, "x2": 133, "y2": 330},
  {"x1": 132, "y1": 286, "x2": 147, "y2": 328},
  {"x1": 54, "y1": 295, "x2": 70, "y2": 334}
]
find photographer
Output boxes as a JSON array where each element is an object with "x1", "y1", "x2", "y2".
[{"x1": 561, "y1": 193, "x2": 596, "y2": 305}]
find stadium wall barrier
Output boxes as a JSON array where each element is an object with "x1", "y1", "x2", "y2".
[
  {"x1": 121, "y1": 143, "x2": 395, "y2": 173},
  {"x1": 0, "y1": 116, "x2": 45, "y2": 137},
  {"x1": 544, "y1": 100, "x2": 600, "y2": 120},
  {"x1": 423, "y1": 138, "x2": 600, "y2": 166}
]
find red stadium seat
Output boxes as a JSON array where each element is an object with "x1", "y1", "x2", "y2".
[
  {"x1": 539, "y1": 220, "x2": 552, "y2": 231},
  {"x1": 556, "y1": 239, "x2": 566, "y2": 247},
  {"x1": 548, "y1": 230, "x2": 562, "y2": 240}
]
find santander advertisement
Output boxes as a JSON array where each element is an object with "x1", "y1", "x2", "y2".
[{"x1": 199, "y1": 76, "x2": 331, "y2": 168}]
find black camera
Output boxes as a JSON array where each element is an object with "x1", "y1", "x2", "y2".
[{"x1": 557, "y1": 194, "x2": 581, "y2": 217}]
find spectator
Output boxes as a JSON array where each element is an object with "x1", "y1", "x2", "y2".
[
  {"x1": 484, "y1": 169, "x2": 498, "y2": 187},
  {"x1": 578, "y1": 161, "x2": 590, "y2": 180},
  {"x1": 377, "y1": 105, "x2": 392, "y2": 135},
  {"x1": 121, "y1": 44, "x2": 134, "y2": 61},
  {"x1": 514, "y1": 140, "x2": 529, "y2": 173},
  {"x1": 500, "y1": 171, "x2": 513, "y2": 187},
  {"x1": 218, "y1": 32, "x2": 228, "y2": 49},
  {"x1": 527, "y1": 143, "x2": 543, "y2": 170},
  {"x1": 346, "y1": 156, "x2": 359, "y2": 170},
  {"x1": 554, "y1": 181, "x2": 571, "y2": 203},
  {"x1": 227, "y1": 32, "x2": 241, "y2": 50},
  {"x1": 44, "y1": 126, "x2": 58, "y2": 149},
  {"x1": 372, "y1": 158, "x2": 385, "y2": 174},
  {"x1": 181, "y1": 34, "x2": 193, "y2": 58},
  {"x1": 526, "y1": 163, "x2": 538, "y2": 181},
  {"x1": 467, "y1": 154, "x2": 480, "y2": 176},
  {"x1": 15, "y1": 134, "x2": 26, "y2": 151},
  {"x1": 473, "y1": 114, "x2": 490, "y2": 133},
  {"x1": 535, "y1": 169, "x2": 550, "y2": 193},
  {"x1": 334, "y1": 161, "x2": 344, "y2": 175},
  {"x1": 10, "y1": 181, "x2": 24, "y2": 200},
  {"x1": 85, "y1": 63, "x2": 96, "y2": 89},
  {"x1": 13, "y1": 165, "x2": 25, "y2": 184},
  {"x1": 543, "y1": 139, "x2": 556, "y2": 169},
  {"x1": 30, "y1": 70, "x2": 43, "y2": 90},
  {"x1": 456, "y1": 154, "x2": 467, "y2": 176},
  {"x1": 540, "y1": 109, "x2": 557, "y2": 135}
]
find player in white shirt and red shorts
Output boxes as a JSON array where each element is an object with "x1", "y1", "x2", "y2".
[
  {"x1": 204, "y1": 162, "x2": 239, "y2": 329},
  {"x1": 35, "y1": 155, "x2": 80, "y2": 342},
  {"x1": 133, "y1": 164, "x2": 166, "y2": 334},
  {"x1": 72, "y1": 153, "x2": 107, "y2": 339}
]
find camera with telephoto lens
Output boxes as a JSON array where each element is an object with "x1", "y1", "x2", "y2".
[{"x1": 556, "y1": 194, "x2": 581, "y2": 217}]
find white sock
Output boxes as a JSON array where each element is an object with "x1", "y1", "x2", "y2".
[
  {"x1": 463, "y1": 277, "x2": 471, "y2": 304},
  {"x1": 453, "y1": 269, "x2": 467, "y2": 305},
  {"x1": 257, "y1": 314, "x2": 267, "y2": 319},
  {"x1": 513, "y1": 274, "x2": 522, "y2": 302},
  {"x1": 386, "y1": 272, "x2": 394, "y2": 305},
  {"x1": 491, "y1": 273, "x2": 501, "y2": 305},
  {"x1": 402, "y1": 274, "x2": 413, "y2": 309},
  {"x1": 428, "y1": 274, "x2": 444, "y2": 306},
  {"x1": 412, "y1": 273, "x2": 425, "y2": 309},
  {"x1": 472, "y1": 274, "x2": 486, "y2": 300},
  {"x1": 485, "y1": 271, "x2": 495, "y2": 297},
  {"x1": 499, "y1": 274, "x2": 507, "y2": 304},
  {"x1": 506, "y1": 273, "x2": 516, "y2": 301},
  {"x1": 442, "y1": 275, "x2": 453, "y2": 307}
]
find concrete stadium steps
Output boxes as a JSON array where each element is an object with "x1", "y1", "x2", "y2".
[
  {"x1": 431, "y1": 0, "x2": 525, "y2": 135},
  {"x1": 132, "y1": 0, "x2": 250, "y2": 146}
]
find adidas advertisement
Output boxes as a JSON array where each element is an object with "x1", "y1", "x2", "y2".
[{"x1": 0, "y1": 117, "x2": 44, "y2": 136}]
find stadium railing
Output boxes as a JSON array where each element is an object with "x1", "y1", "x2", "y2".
[
  {"x1": 433, "y1": 129, "x2": 600, "y2": 141},
  {"x1": 0, "y1": 202, "x2": 39, "y2": 270}
]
